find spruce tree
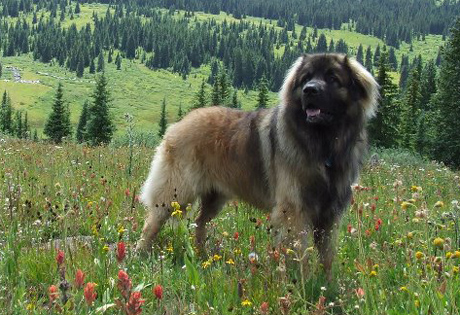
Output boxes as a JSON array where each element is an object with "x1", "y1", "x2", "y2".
[
  {"x1": 211, "y1": 77, "x2": 220, "y2": 106},
  {"x1": 356, "y1": 44, "x2": 364, "y2": 65},
  {"x1": 97, "y1": 52, "x2": 104, "y2": 72},
  {"x1": 0, "y1": 60, "x2": 2, "y2": 78},
  {"x1": 86, "y1": 74, "x2": 114, "y2": 145},
  {"x1": 115, "y1": 53, "x2": 122, "y2": 70},
  {"x1": 33, "y1": 129, "x2": 38, "y2": 142},
  {"x1": 89, "y1": 58, "x2": 95, "y2": 74},
  {"x1": 177, "y1": 102, "x2": 183, "y2": 121},
  {"x1": 192, "y1": 79, "x2": 207, "y2": 109},
  {"x1": 433, "y1": 18, "x2": 460, "y2": 167},
  {"x1": 400, "y1": 68, "x2": 421, "y2": 150},
  {"x1": 23, "y1": 111, "x2": 30, "y2": 139},
  {"x1": 76, "y1": 100, "x2": 89, "y2": 143},
  {"x1": 368, "y1": 51, "x2": 400, "y2": 148},
  {"x1": 419, "y1": 60, "x2": 437, "y2": 111},
  {"x1": 158, "y1": 98, "x2": 167, "y2": 137},
  {"x1": 0, "y1": 90, "x2": 13, "y2": 134},
  {"x1": 108, "y1": 49, "x2": 113, "y2": 63},
  {"x1": 257, "y1": 76, "x2": 269, "y2": 109},
  {"x1": 15, "y1": 111, "x2": 22, "y2": 139},
  {"x1": 364, "y1": 46, "x2": 373, "y2": 72},
  {"x1": 75, "y1": 2, "x2": 80, "y2": 14},
  {"x1": 219, "y1": 68, "x2": 230, "y2": 106},
  {"x1": 231, "y1": 89, "x2": 241, "y2": 109},
  {"x1": 44, "y1": 83, "x2": 72, "y2": 143}
]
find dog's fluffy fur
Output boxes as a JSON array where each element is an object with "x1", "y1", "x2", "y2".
[{"x1": 138, "y1": 54, "x2": 378, "y2": 274}]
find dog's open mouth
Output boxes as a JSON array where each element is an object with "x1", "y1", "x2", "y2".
[{"x1": 305, "y1": 108, "x2": 333, "y2": 123}]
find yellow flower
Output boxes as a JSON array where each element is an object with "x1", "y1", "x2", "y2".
[
  {"x1": 433, "y1": 238, "x2": 444, "y2": 249},
  {"x1": 399, "y1": 286, "x2": 408, "y2": 292},
  {"x1": 234, "y1": 248, "x2": 242, "y2": 255},
  {"x1": 411, "y1": 185, "x2": 422, "y2": 192},
  {"x1": 226, "y1": 258, "x2": 235, "y2": 265},
  {"x1": 434, "y1": 201, "x2": 444, "y2": 208},
  {"x1": 401, "y1": 201, "x2": 413, "y2": 210},
  {"x1": 241, "y1": 299, "x2": 252, "y2": 307},
  {"x1": 407, "y1": 232, "x2": 414, "y2": 239},
  {"x1": 446, "y1": 252, "x2": 452, "y2": 259},
  {"x1": 118, "y1": 225, "x2": 126, "y2": 236},
  {"x1": 102, "y1": 245, "x2": 109, "y2": 252},
  {"x1": 453, "y1": 266, "x2": 459, "y2": 274},
  {"x1": 201, "y1": 260, "x2": 211, "y2": 269},
  {"x1": 454, "y1": 251, "x2": 460, "y2": 258},
  {"x1": 286, "y1": 248, "x2": 295, "y2": 255},
  {"x1": 415, "y1": 300, "x2": 420, "y2": 308},
  {"x1": 213, "y1": 254, "x2": 222, "y2": 261},
  {"x1": 408, "y1": 198, "x2": 417, "y2": 204},
  {"x1": 166, "y1": 243, "x2": 173, "y2": 253},
  {"x1": 222, "y1": 231, "x2": 229, "y2": 237},
  {"x1": 306, "y1": 246, "x2": 315, "y2": 253},
  {"x1": 415, "y1": 251, "x2": 424, "y2": 260},
  {"x1": 171, "y1": 201, "x2": 181, "y2": 210},
  {"x1": 26, "y1": 303, "x2": 35, "y2": 311},
  {"x1": 171, "y1": 209, "x2": 183, "y2": 218},
  {"x1": 373, "y1": 264, "x2": 379, "y2": 270},
  {"x1": 369, "y1": 270, "x2": 377, "y2": 277}
]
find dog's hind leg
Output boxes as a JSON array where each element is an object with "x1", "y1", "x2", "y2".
[
  {"x1": 313, "y1": 221, "x2": 338, "y2": 282},
  {"x1": 195, "y1": 191, "x2": 227, "y2": 256},
  {"x1": 137, "y1": 205, "x2": 171, "y2": 253}
]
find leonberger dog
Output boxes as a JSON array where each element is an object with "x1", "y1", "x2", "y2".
[{"x1": 138, "y1": 53, "x2": 379, "y2": 277}]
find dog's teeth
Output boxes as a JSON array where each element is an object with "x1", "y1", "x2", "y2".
[{"x1": 306, "y1": 109, "x2": 321, "y2": 117}]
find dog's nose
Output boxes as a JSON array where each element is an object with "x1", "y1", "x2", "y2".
[{"x1": 303, "y1": 81, "x2": 321, "y2": 96}]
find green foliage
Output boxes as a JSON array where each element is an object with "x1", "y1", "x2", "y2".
[
  {"x1": 158, "y1": 97, "x2": 167, "y2": 138},
  {"x1": 76, "y1": 100, "x2": 89, "y2": 143},
  {"x1": 97, "y1": 52, "x2": 105, "y2": 72},
  {"x1": 0, "y1": 90, "x2": 13, "y2": 134},
  {"x1": 368, "y1": 51, "x2": 400, "y2": 148},
  {"x1": 433, "y1": 18, "x2": 460, "y2": 167},
  {"x1": 193, "y1": 79, "x2": 208, "y2": 109},
  {"x1": 256, "y1": 76, "x2": 269, "y2": 109},
  {"x1": 43, "y1": 83, "x2": 72, "y2": 143},
  {"x1": 86, "y1": 74, "x2": 114, "y2": 145},
  {"x1": 400, "y1": 68, "x2": 421, "y2": 150}
]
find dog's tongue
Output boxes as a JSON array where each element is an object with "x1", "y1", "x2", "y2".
[{"x1": 306, "y1": 109, "x2": 321, "y2": 117}]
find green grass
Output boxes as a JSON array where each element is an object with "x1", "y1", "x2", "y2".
[{"x1": 0, "y1": 139, "x2": 459, "y2": 314}]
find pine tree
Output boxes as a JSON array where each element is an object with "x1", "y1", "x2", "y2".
[
  {"x1": 33, "y1": 129, "x2": 38, "y2": 142},
  {"x1": 400, "y1": 68, "x2": 421, "y2": 150},
  {"x1": 76, "y1": 100, "x2": 89, "y2": 143},
  {"x1": 0, "y1": 60, "x2": 2, "y2": 78},
  {"x1": 0, "y1": 90, "x2": 13, "y2": 134},
  {"x1": 108, "y1": 49, "x2": 113, "y2": 63},
  {"x1": 315, "y1": 33, "x2": 328, "y2": 52},
  {"x1": 219, "y1": 68, "x2": 230, "y2": 106},
  {"x1": 158, "y1": 98, "x2": 167, "y2": 137},
  {"x1": 368, "y1": 52, "x2": 401, "y2": 148},
  {"x1": 15, "y1": 111, "x2": 23, "y2": 139},
  {"x1": 374, "y1": 44, "x2": 381, "y2": 66},
  {"x1": 192, "y1": 79, "x2": 207, "y2": 109},
  {"x1": 75, "y1": 2, "x2": 80, "y2": 14},
  {"x1": 257, "y1": 76, "x2": 269, "y2": 109},
  {"x1": 89, "y1": 58, "x2": 95, "y2": 74},
  {"x1": 177, "y1": 102, "x2": 183, "y2": 121},
  {"x1": 115, "y1": 53, "x2": 122, "y2": 70},
  {"x1": 211, "y1": 77, "x2": 220, "y2": 106},
  {"x1": 231, "y1": 89, "x2": 241, "y2": 109},
  {"x1": 23, "y1": 111, "x2": 30, "y2": 139},
  {"x1": 97, "y1": 52, "x2": 104, "y2": 72},
  {"x1": 433, "y1": 18, "x2": 460, "y2": 167},
  {"x1": 44, "y1": 83, "x2": 72, "y2": 144},
  {"x1": 388, "y1": 47, "x2": 398, "y2": 71},
  {"x1": 86, "y1": 74, "x2": 114, "y2": 145},
  {"x1": 365, "y1": 46, "x2": 373, "y2": 72},
  {"x1": 76, "y1": 55, "x2": 84, "y2": 77},
  {"x1": 419, "y1": 60, "x2": 437, "y2": 111},
  {"x1": 356, "y1": 44, "x2": 364, "y2": 65}
]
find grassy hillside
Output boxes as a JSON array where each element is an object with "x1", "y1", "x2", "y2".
[{"x1": 1, "y1": 139, "x2": 459, "y2": 314}]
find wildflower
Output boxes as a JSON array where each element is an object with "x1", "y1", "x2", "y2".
[
  {"x1": 454, "y1": 251, "x2": 460, "y2": 258},
  {"x1": 234, "y1": 248, "x2": 242, "y2": 255},
  {"x1": 365, "y1": 229, "x2": 372, "y2": 237},
  {"x1": 434, "y1": 201, "x2": 444, "y2": 208},
  {"x1": 250, "y1": 235, "x2": 255, "y2": 247},
  {"x1": 126, "y1": 291, "x2": 145, "y2": 315},
  {"x1": 153, "y1": 284, "x2": 163, "y2": 300},
  {"x1": 84, "y1": 282, "x2": 97, "y2": 306},
  {"x1": 306, "y1": 246, "x2": 314, "y2": 253},
  {"x1": 222, "y1": 231, "x2": 229, "y2": 237},
  {"x1": 433, "y1": 238, "x2": 444, "y2": 249},
  {"x1": 117, "y1": 270, "x2": 132, "y2": 299},
  {"x1": 226, "y1": 258, "x2": 235, "y2": 265},
  {"x1": 407, "y1": 232, "x2": 414, "y2": 239},
  {"x1": 399, "y1": 286, "x2": 408, "y2": 292},
  {"x1": 453, "y1": 266, "x2": 459, "y2": 274},
  {"x1": 118, "y1": 226, "x2": 126, "y2": 237},
  {"x1": 171, "y1": 209, "x2": 183, "y2": 218},
  {"x1": 201, "y1": 260, "x2": 211, "y2": 269},
  {"x1": 369, "y1": 270, "x2": 377, "y2": 277},
  {"x1": 125, "y1": 188, "x2": 131, "y2": 197},
  {"x1": 171, "y1": 201, "x2": 180, "y2": 210},
  {"x1": 241, "y1": 299, "x2": 252, "y2": 307},
  {"x1": 75, "y1": 269, "x2": 85, "y2": 289},
  {"x1": 233, "y1": 231, "x2": 239, "y2": 240},
  {"x1": 56, "y1": 250, "x2": 65, "y2": 267},
  {"x1": 446, "y1": 252, "x2": 452, "y2": 259},
  {"x1": 415, "y1": 251, "x2": 424, "y2": 260},
  {"x1": 166, "y1": 243, "x2": 173, "y2": 253},
  {"x1": 260, "y1": 301, "x2": 269, "y2": 314},
  {"x1": 48, "y1": 285, "x2": 59, "y2": 302},
  {"x1": 375, "y1": 218, "x2": 383, "y2": 231},
  {"x1": 401, "y1": 201, "x2": 413, "y2": 210},
  {"x1": 116, "y1": 242, "x2": 126, "y2": 263},
  {"x1": 102, "y1": 245, "x2": 110, "y2": 252},
  {"x1": 355, "y1": 287, "x2": 365, "y2": 298},
  {"x1": 213, "y1": 254, "x2": 222, "y2": 261},
  {"x1": 248, "y1": 252, "x2": 258, "y2": 263},
  {"x1": 415, "y1": 300, "x2": 420, "y2": 308},
  {"x1": 411, "y1": 185, "x2": 422, "y2": 192},
  {"x1": 286, "y1": 248, "x2": 294, "y2": 255}
]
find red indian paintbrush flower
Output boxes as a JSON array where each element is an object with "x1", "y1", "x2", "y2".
[
  {"x1": 117, "y1": 270, "x2": 132, "y2": 299},
  {"x1": 153, "y1": 284, "x2": 163, "y2": 300},
  {"x1": 75, "y1": 269, "x2": 85, "y2": 289},
  {"x1": 48, "y1": 285, "x2": 59, "y2": 302},
  {"x1": 56, "y1": 250, "x2": 65, "y2": 266},
  {"x1": 116, "y1": 242, "x2": 126, "y2": 263},
  {"x1": 126, "y1": 291, "x2": 145, "y2": 315},
  {"x1": 84, "y1": 282, "x2": 97, "y2": 306},
  {"x1": 233, "y1": 231, "x2": 239, "y2": 240},
  {"x1": 260, "y1": 301, "x2": 269, "y2": 314}
]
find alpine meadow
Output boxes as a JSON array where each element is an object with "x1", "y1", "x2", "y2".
[{"x1": 1, "y1": 0, "x2": 460, "y2": 314}]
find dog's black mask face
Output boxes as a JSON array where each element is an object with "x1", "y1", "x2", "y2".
[{"x1": 294, "y1": 54, "x2": 359, "y2": 125}]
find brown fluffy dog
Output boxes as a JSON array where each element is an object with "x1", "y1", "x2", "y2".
[{"x1": 138, "y1": 54, "x2": 379, "y2": 276}]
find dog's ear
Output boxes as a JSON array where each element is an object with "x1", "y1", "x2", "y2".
[
  {"x1": 343, "y1": 56, "x2": 380, "y2": 119},
  {"x1": 279, "y1": 56, "x2": 306, "y2": 105}
]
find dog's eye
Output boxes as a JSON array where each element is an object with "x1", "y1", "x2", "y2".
[
  {"x1": 326, "y1": 75, "x2": 340, "y2": 85},
  {"x1": 302, "y1": 73, "x2": 312, "y2": 84}
]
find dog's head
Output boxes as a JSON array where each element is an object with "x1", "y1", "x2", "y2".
[{"x1": 280, "y1": 54, "x2": 379, "y2": 126}]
